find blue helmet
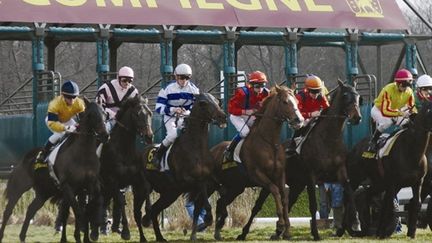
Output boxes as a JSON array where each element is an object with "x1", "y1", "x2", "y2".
[{"x1": 61, "y1": 80, "x2": 79, "y2": 96}]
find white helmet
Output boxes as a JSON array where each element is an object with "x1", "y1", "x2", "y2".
[
  {"x1": 416, "y1": 74, "x2": 432, "y2": 88},
  {"x1": 174, "y1": 63, "x2": 192, "y2": 76},
  {"x1": 118, "y1": 66, "x2": 134, "y2": 78}
]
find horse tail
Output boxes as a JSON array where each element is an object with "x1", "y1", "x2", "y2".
[{"x1": 4, "y1": 149, "x2": 38, "y2": 200}]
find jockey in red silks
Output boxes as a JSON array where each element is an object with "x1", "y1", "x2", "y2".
[
  {"x1": 287, "y1": 75, "x2": 329, "y2": 156},
  {"x1": 224, "y1": 71, "x2": 270, "y2": 161}
]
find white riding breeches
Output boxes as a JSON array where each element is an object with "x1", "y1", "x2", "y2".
[
  {"x1": 162, "y1": 115, "x2": 185, "y2": 147},
  {"x1": 45, "y1": 117, "x2": 76, "y2": 144},
  {"x1": 230, "y1": 114, "x2": 256, "y2": 138},
  {"x1": 371, "y1": 106, "x2": 408, "y2": 132}
]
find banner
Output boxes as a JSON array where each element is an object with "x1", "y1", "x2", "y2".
[{"x1": 0, "y1": 0, "x2": 408, "y2": 30}]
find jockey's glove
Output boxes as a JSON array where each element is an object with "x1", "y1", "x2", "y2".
[
  {"x1": 64, "y1": 125, "x2": 77, "y2": 133},
  {"x1": 242, "y1": 109, "x2": 255, "y2": 116},
  {"x1": 310, "y1": 111, "x2": 321, "y2": 117}
]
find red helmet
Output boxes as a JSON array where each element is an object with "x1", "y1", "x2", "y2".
[
  {"x1": 248, "y1": 71, "x2": 268, "y2": 84},
  {"x1": 305, "y1": 75, "x2": 323, "y2": 90},
  {"x1": 394, "y1": 69, "x2": 413, "y2": 83}
]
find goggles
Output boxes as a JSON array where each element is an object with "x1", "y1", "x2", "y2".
[
  {"x1": 63, "y1": 94, "x2": 77, "y2": 100},
  {"x1": 251, "y1": 83, "x2": 265, "y2": 88},
  {"x1": 308, "y1": 89, "x2": 321, "y2": 94},
  {"x1": 120, "y1": 77, "x2": 133, "y2": 83},
  {"x1": 400, "y1": 81, "x2": 412, "y2": 87},
  {"x1": 177, "y1": 75, "x2": 191, "y2": 80}
]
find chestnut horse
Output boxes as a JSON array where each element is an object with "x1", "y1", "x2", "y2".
[{"x1": 210, "y1": 85, "x2": 304, "y2": 240}]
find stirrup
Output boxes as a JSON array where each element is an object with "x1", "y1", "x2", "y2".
[
  {"x1": 223, "y1": 150, "x2": 234, "y2": 162},
  {"x1": 34, "y1": 152, "x2": 48, "y2": 170}
]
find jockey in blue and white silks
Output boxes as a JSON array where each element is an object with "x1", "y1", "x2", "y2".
[{"x1": 152, "y1": 63, "x2": 200, "y2": 166}]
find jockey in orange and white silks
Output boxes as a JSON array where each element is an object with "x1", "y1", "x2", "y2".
[
  {"x1": 96, "y1": 66, "x2": 139, "y2": 132},
  {"x1": 224, "y1": 71, "x2": 269, "y2": 161},
  {"x1": 34, "y1": 80, "x2": 85, "y2": 170},
  {"x1": 151, "y1": 63, "x2": 200, "y2": 166}
]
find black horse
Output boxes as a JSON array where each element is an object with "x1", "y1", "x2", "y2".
[
  {"x1": 0, "y1": 98, "x2": 109, "y2": 243},
  {"x1": 347, "y1": 101, "x2": 432, "y2": 239},
  {"x1": 56, "y1": 96, "x2": 154, "y2": 242},
  {"x1": 236, "y1": 80, "x2": 362, "y2": 240},
  {"x1": 140, "y1": 93, "x2": 227, "y2": 242}
]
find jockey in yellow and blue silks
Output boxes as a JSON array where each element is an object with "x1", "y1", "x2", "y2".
[
  {"x1": 151, "y1": 63, "x2": 200, "y2": 166},
  {"x1": 34, "y1": 80, "x2": 85, "y2": 170},
  {"x1": 367, "y1": 69, "x2": 417, "y2": 153}
]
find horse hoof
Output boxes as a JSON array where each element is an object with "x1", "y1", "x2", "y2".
[
  {"x1": 336, "y1": 228, "x2": 345, "y2": 237},
  {"x1": 190, "y1": 234, "x2": 197, "y2": 241},
  {"x1": 156, "y1": 237, "x2": 167, "y2": 242},
  {"x1": 270, "y1": 234, "x2": 280, "y2": 240},
  {"x1": 236, "y1": 234, "x2": 246, "y2": 241},
  {"x1": 142, "y1": 215, "x2": 152, "y2": 227},
  {"x1": 90, "y1": 230, "x2": 99, "y2": 241},
  {"x1": 214, "y1": 232, "x2": 223, "y2": 241},
  {"x1": 313, "y1": 235, "x2": 321, "y2": 241},
  {"x1": 121, "y1": 230, "x2": 131, "y2": 241}
]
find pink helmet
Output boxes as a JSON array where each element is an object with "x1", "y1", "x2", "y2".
[
  {"x1": 394, "y1": 69, "x2": 413, "y2": 83},
  {"x1": 118, "y1": 66, "x2": 134, "y2": 78}
]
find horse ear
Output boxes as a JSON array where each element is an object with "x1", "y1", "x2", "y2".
[{"x1": 83, "y1": 96, "x2": 91, "y2": 107}]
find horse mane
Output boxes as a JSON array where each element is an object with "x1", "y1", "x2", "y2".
[
  {"x1": 115, "y1": 96, "x2": 140, "y2": 120},
  {"x1": 254, "y1": 86, "x2": 293, "y2": 124}
]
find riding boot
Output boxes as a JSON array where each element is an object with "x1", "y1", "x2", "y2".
[
  {"x1": 34, "y1": 141, "x2": 54, "y2": 170},
  {"x1": 151, "y1": 144, "x2": 168, "y2": 168},
  {"x1": 287, "y1": 129, "x2": 302, "y2": 157},
  {"x1": 367, "y1": 130, "x2": 382, "y2": 153},
  {"x1": 224, "y1": 134, "x2": 241, "y2": 162}
]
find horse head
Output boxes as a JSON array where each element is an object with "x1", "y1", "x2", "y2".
[
  {"x1": 82, "y1": 97, "x2": 109, "y2": 143},
  {"x1": 416, "y1": 101, "x2": 432, "y2": 132},
  {"x1": 336, "y1": 80, "x2": 362, "y2": 125},
  {"x1": 267, "y1": 85, "x2": 304, "y2": 129},
  {"x1": 117, "y1": 96, "x2": 154, "y2": 144},
  {"x1": 191, "y1": 93, "x2": 227, "y2": 128}
]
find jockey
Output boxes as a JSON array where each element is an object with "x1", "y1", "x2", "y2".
[
  {"x1": 415, "y1": 74, "x2": 432, "y2": 108},
  {"x1": 287, "y1": 75, "x2": 330, "y2": 155},
  {"x1": 367, "y1": 68, "x2": 417, "y2": 153},
  {"x1": 151, "y1": 63, "x2": 200, "y2": 166},
  {"x1": 34, "y1": 80, "x2": 85, "y2": 170},
  {"x1": 96, "y1": 66, "x2": 139, "y2": 132},
  {"x1": 224, "y1": 70, "x2": 270, "y2": 161}
]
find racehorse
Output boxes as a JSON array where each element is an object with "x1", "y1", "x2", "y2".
[
  {"x1": 0, "y1": 98, "x2": 109, "y2": 243},
  {"x1": 209, "y1": 85, "x2": 304, "y2": 240},
  {"x1": 56, "y1": 96, "x2": 154, "y2": 242},
  {"x1": 140, "y1": 92, "x2": 227, "y2": 242},
  {"x1": 347, "y1": 100, "x2": 432, "y2": 238},
  {"x1": 236, "y1": 80, "x2": 362, "y2": 240}
]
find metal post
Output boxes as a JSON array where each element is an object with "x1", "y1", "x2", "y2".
[
  {"x1": 284, "y1": 29, "x2": 299, "y2": 88},
  {"x1": 160, "y1": 26, "x2": 174, "y2": 84},
  {"x1": 223, "y1": 27, "x2": 237, "y2": 141},
  {"x1": 97, "y1": 24, "x2": 110, "y2": 87},
  {"x1": 345, "y1": 30, "x2": 359, "y2": 149},
  {"x1": 32, "y1": 23, "x2": 46, "y2": 146},
  {"x1": 405, "y1": 43, "x2": 418, "y2": 77}
]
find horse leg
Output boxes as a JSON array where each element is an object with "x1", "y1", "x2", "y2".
[
  {"x1": 0, "y1": 167, "x2": 33, "y2": 242},
  {"x1": 341, "y1": 180, "x2": 361, "y2": 237},
  {"x1": 59, "y1": 201, "x2": 71, "y2": 243},
  {"x1": 280, "y1": 173, "x2": 291, "y2": 240},
  {"x1": 237, "y1": 189, "x2": 270, "y2": 240},
  {"x1": 214, "y1": 186, "x2": 244, "y2": 241},
  {"x1": 377, "y1": 187, "x2": 396, "y2": 239},
  {"x1": 116, "y1": 190, "x2": 131, "y2": 240},
  {"x1": 253, "y1": 171, "x2": 286, "y2": 240},
  {"x1": 407, "y1": 182, "x2": 422, "y2": 238},
  {"x1": 288, "y1": 184, "x2": 305, "y2": 211},
  {"x1": 61, "y1": 183, "x2": 83, "y2": 243},
  {"x1": 305, "y1": 184, "x2": 320, "y2": 241},
  {"x1": 132, "y1": 185, "x2": 148, "y2": 243},
  {"x1": 190, "y1": 187, "x2": 209, "y2": 241},
  {"x1": 151, "y1": 190, "x2": 182, "y2": 242},
  {"x1": 19, "y1": 194, "x2": 48, "y2": 243}
]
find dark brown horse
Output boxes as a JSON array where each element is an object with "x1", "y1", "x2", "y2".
[
  {"x1": 140, "y1": 92, "x2": 227, "y2": 242},
  {"x1": 56, "y1": 96, "x2": 154, "y2": 242},
  {"x1": 347, "y1": 100, "x2": 432, "y2": 239},
  {"x1": 236, "y1": 80, "x2": 362, "y2": 240},
  {"x1": 210, "y1": 86, "x2": 304, "y2": 240},
  {"x1": 0, "y1": 98, "x2": 109, "y2": 243}
]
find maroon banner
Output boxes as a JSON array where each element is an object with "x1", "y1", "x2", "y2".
[{"x1": 0, "y1": 0, "x2": 408, "y2": 30}]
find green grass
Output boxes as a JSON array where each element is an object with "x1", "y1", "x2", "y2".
[{"x1": 1, "y1": 224, "x2": 432, "y2": 243}]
